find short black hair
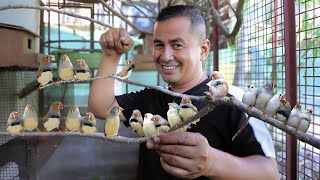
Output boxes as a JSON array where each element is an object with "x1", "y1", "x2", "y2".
[{"x1": 156, "y1": 5, "x2": 207, "y2": 39}]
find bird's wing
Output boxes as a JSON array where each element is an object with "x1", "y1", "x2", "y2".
[{"x1": 43, "y1": 113, "x2": 48, "y2": 123}]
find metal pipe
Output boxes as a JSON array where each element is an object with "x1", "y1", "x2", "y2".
[
  {"x1": 284, "y1": 0, "x2": 298, "y2": 179},
  {"x1": 212, "y1": 0, "x2": 219, "y2": 71}
]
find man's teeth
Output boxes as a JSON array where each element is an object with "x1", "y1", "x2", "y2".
[{"x1": 162, "y1": 65, "x2": 178, "y2": 70}]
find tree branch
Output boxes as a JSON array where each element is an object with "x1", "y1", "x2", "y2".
[
  {"x1": 0, "y1": 5, "x2": 114, "y2": 29},
  {"x1": 98, "y1": 0, "x2": 152, "y2": 35}
]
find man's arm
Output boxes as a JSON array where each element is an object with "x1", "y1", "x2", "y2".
[
  {"x1": 88, "y1": 28, "x2": 133, "y2": 120},
  {"x1": 147, "y1": 132, "x2": 279, "y2": 180}
]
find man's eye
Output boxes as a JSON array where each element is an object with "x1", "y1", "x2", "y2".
[
  {"x1": 173, "y1": 44, "x2": 182, "y2": 48},
  {"x1": 154, "y1": 43, "x2": 163, "y2": 47}
]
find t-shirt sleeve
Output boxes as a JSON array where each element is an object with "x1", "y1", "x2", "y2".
[{"x1": 115, "y1": 90, "x2": 145, "y2": 127}]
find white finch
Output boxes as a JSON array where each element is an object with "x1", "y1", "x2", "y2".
[
  {"x1": 129, "y1": 109, "x2": 144, "y2": 137},
  {"x1": 36, "y1": 55, "x2": 54, "y2": 87},
  {"x1": 105, "y1": 106, "x2": 123, "y2": 137},
  {"x1": 153, "y1": 115, "x2": 170, "y2": 133},
  {"x1": 143, "y1": 113, "x2": 157, "y2": 138},
  {"x1": 296, "y1": 109, "x2": 312, "y2": 132},
  {"x1": 242, "y1": 85, "x2": 257, "y2": 108},
  {"x1": 43, "y1": 101, "x2": 64, "y2": 133},
  {"x1": 286, "y1": 103, "x2": 302, "y2": 128},
  {"x1": 179, "y1": 96, "x2": 199, "y2": 125},
  {"x1": 65, "y1": 105, "x2": 81, "y2": 132},
  {"x1": 276, "y1": 99, "x2": 292, "y2": 123},
  {"x1": 254, "y1": 82, "x2": 276, "y2": 111},
  {"x1": 167, "y1": 102, "x2": 187, "y2": 131},
  {"x1": 7, "y1": 111, "x2": 23, "y2": 133},
  {"x1": 264, "y1": 94, "x2": 286, "y2": 117},
  {"x1": 80, "y1": 112, "x2": 97, "y2": 134},
  {"x1": 209, "y1": 71, "x2": 229, "y2": 98},
  {"x1": 22, "y1": 104, "x2": 39, "y2": 132},
  {"x1": 58, "y1": 54, "x2": 74, "y2": 81},
  {"x1": 116, "y1": 59, "x2": 135, "y2": 79},
  {"x1": 74, "y1": 59, "x2": 92, "y2": 81}
]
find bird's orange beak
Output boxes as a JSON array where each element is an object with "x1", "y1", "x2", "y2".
[
  {"x1": 60, "y1": 103, "x2": 64, "y2": 110},
  {"x1": 49, "y1": 55, "x2": 55, "y2": 62},
  {"x1": 77, "y1": 59, "x2": 81, "y2": 64},
  {"x1": 63, "y1": 56, "x2": 67, "y2": 62}
]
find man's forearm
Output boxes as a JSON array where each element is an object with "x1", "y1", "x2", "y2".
[
  {"x1": 206, "y1": 148, "x2": 279, "y2": 180},
  {"x1": 88, "y1": 54, "x2": 120, "y2": 119}
]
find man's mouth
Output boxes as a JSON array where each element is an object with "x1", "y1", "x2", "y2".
[{"x1": 162, "y1": 65, "x2": 179, "y2": 70}]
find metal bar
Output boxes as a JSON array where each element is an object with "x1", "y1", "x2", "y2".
[
  {"x1": 40, "y1": 1, "x2": 44, "y2": 54},
  {"x1": 283, "y1": 0, "x2": 297, "y2": 179},
  {"x1": 212, "y1": 0, "x2": 219, "y2": 71},
  {"x1": 271, "y1": 0, "x2": 278, "y2": 83},
  {"x1": 90, "y1": 5, "x2": 94, "y2": 52}
]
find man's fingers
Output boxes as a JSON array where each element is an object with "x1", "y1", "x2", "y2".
[
  {"x1": 158, "y1": 144, "x2": 195, "y2": 159},
  {"x1": 159, "y1": 157, "x2": 191, "y2": 178},
  {"x1": 157, "y1": 132, "x2": 206, "y2": 146}
]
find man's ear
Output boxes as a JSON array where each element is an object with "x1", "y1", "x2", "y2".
[{"x1": 200, "y1": 39, "x2": 210, "y2": 62}]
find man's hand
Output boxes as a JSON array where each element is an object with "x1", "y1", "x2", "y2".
[
  {"x1": 99, "y1": 28, "x2": 134, "y2": 57},
  {"x1": 146, "y1": 131, "x2": 214, "y2": 179}
]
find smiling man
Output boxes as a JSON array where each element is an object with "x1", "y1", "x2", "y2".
[{"x1": 88, "y1": 5, "x2": 279, "y2": 180}]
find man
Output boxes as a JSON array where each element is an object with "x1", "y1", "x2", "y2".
[{"x1": 88, "y1": 5, "x2": 279, "y2": 180}]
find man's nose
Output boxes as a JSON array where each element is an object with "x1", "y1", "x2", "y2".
[{"x1": 160, "y1": 47, "x2": 174, "y2": 62}]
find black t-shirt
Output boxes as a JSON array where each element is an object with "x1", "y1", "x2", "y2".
[{"x1": 116, "y1": 78, "x2": 267, "y2": 180}]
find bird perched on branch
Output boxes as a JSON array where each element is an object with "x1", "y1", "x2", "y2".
[
  {"x1": 58, "y1": 54, "x2": 74, "y2": 81},
  {"x1": 265, "y1": 94, "x2": 286, "y2": 117},
  {"x1": 43, "y1": 101, "x2": 64, "y2": 133},
  {"x1": 65, "y1": 105, "x2": 81, "y2": 132},
  {"x1": 209, "y1": 71, "x2": 229, "y2": 98},
  {"x1": 153, "y1": 115, "x2": 170, "y2": 133},
  {"x1": 286, "y1": 103, "x2": 302, "y2": 128},
  {"x1": 276, "y1": 99, "x2": 292, "y2": 123},
  {"x1": 143, "y1": 113, "x2": 157, "y2": 138},
  {"x1": 167, "y1": 102, "x2": 187, "y2": 131},
  {"x1": 7, "y1": 111, "x2": 23, "y2": 134},
  {"x1": 115, "y1": 59, "x2": 135, "y2": 79},
  {"x1": 254, "y1": 82, "x2": 276, "y2": 111},
  {"x1": 74, "y1": 59, "x2": 92, "y2": 81},
  {"x1": 36, "y1": 55, "x2": 54, "y2": 87},
  {"x1": 179, "y1": 96, "x2": 199, "y2": 125},
  {"x1": 296, "y1": 109, "x2": 312, "y2": 132},
  {"x1": 129, "y1": 109, "x2": 144, "y2": 137},
  {"x1": 80, "y1": 112, "x2": 97, "y2": 134},
  {"x1": 105, "y1": 106, "x2": 123, "y2": 138},
  {"x1": 22, "y1": 104, "x2": 39, "y2": 132},
  {"x1": 242, "y1": 84, "x2": 257, "y2": 108}
]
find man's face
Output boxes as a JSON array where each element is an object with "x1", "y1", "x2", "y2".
[{"x1": 152, "y1": 17, "x2": 207, "y2": 87}]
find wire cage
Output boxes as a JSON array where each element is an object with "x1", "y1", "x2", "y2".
[
  {"x1": 219, "y1": 0, "x2": 320, "y2": 179},
  {"x1": 0, "y1": 0, "x2": 319, "y2": 179}
]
